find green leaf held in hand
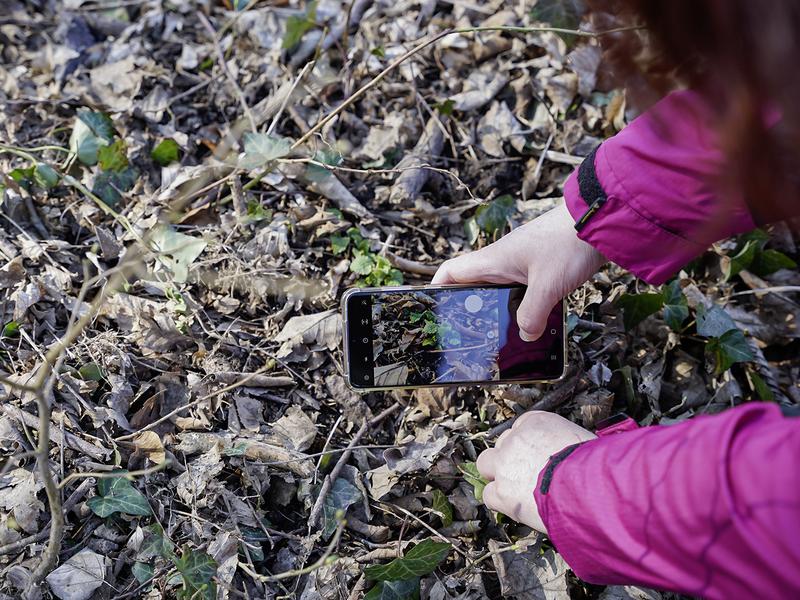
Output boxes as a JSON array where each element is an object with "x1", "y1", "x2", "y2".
[
  {"x1": 364, "y1": 579, "x2": 420, "y2": 600},
  {"x1": 460, "y1": 461, "x2": 487, "y2": 502},
  {"x1": 87, "y1": 473, "x2": 151, "y2": 517},
  {"x1": 152, "y1": 138, "x2": 181, "y2": 166},
  {"x1": 364, "y1": 538, "x2": 451, "y2": 582},
  {"x1": 240, "y1": 133, "x2": 292, "y2": 170}
]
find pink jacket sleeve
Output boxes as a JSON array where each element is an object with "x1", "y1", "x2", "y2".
[
  {"x1": 534, "y1": 403, "x2": 800, "y2": 599},
  {"x1": 564, "y1": 90, "x2": 758, "y2": 284}
]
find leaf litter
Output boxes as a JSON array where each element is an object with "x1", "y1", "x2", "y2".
[{"x1": 0, "y1": 1, "x2": 798, "y2": 599}]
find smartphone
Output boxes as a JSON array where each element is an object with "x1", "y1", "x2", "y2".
[{"x1": 342, "y1": 284, "x2": 566, "y2": 391}]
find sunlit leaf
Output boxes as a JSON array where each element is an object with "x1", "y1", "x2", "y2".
[
  {"x1": 240, "y1": 133, "x2": 292, "y2": 169},
  {"x1": 1, "y1": 321, "x2": 20, "y2": 338},
  {"x1": 364, "y1": 538, "x2": 451, "y2": 581},
  {"x1": 98, "y1": 139, "x2": 129, "y2": 171},
  {"x1": 150, "y1": 225, "x2": 207, "y2": 284},
  {"x1": 350, "y1": 253, "x2": 374, "y2": 276},
  {"x1": 152, "y1": 138, "x2": 181, "y2": 166},
  {"x1": 460, "y1": 462, "x2": 487, "y2": 502}
]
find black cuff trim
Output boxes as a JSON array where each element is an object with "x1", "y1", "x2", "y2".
[
  {"x1": 578, "y1": 146, "x2": 603, "y2": 206},
  {"x1": 574, "y1": 146, "x2": 608, "y2": 232},
  {"x1": 539, "y1": 442, "x2": 583, "y2": 495}
]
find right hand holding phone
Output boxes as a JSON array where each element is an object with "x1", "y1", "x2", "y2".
[{"x1": 432, "y1": 203, "x2": 606, "y2": 341}]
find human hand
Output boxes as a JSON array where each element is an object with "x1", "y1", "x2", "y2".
[
  {"x1": 477, "y1": 411, "x2": 596, "y2": 532},
  {"x1": 432, "y1": 203, "x2": 606, "y2": 341}
]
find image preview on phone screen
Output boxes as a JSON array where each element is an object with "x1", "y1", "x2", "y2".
[{"x1": 347, "y1": 287, "x2": 564, "y2": 388}]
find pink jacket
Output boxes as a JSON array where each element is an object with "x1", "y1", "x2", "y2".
[{"x1": 540, "y1": 90, "x2": 800, "y2": 598}]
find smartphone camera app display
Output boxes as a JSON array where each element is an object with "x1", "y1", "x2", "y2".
[{"x1": 345, "y1": 286, "x2": 564, "y2": 389}]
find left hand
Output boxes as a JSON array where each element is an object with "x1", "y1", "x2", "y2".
[{"x1": 477, "y1": 411, "x2": 596, "y2": 532}]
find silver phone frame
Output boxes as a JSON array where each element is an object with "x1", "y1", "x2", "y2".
[{"x1": 341, "y1": 283, "x2": 567, "y2": 392}]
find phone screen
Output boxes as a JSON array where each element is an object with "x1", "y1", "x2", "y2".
[{"x1": 344, "y1": 285, "x2": 565, "y2": 389}]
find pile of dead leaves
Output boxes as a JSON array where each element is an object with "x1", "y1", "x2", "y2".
[{"x1": 0, "y1": 0, "x2": 798, "y2": 599}]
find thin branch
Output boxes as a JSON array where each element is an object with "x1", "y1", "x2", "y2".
[{"x1": 57, "y1": 461, "x2": 169, "y2": 490}]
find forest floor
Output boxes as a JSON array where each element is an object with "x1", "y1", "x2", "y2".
[{"x1": 1, "y1": 1, "x2": 799, "y2": 599}]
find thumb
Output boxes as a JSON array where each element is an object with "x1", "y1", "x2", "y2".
[{"x1": 515, "y1": 282, "x2": 559, "y2": 342}]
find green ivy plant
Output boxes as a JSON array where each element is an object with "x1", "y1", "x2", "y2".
[
  {"x1": 330, "y1": 227, "x2": 403, "y2": 287},
  {"x1": 364, "y1": 538, "x2": 451, "y2": 600},
  {"x1": 464, "y1": 194, "x2": 515, "y2": 245},
  {"x1": 616, "y1": 281, "x2": 755, "y2": 376}
]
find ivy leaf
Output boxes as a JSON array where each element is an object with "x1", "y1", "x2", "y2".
[
  {"x1": 431, "y1": 489, "x2": 453, "y2": 527},
  {"x1": 132, "y1": 561, "x2": 154, "y2": 584},
  {"x1": 460, "y1": 462, "x2": 487, "y2": 502},
  {"x1": 70, "y1": 110, "x2": 116, "y2": 166},
  {"x1": 307, "y1": 148, "x2": 343, "y2": 182},
  {"x1": 751, "y1": 249, "x2": 797, "y2": 276},
  {"x1": 93, "y1": 166, "x2": 138, "y2": 207},
  {"x1": 722, "y1": 239, "x2": 758, "y2": 281},
  {"x1": 1, "y1": 321, "x2": 20, "y2": 338},
  {"x1": 78, "y1": 110, "x2": 116, "y2": 142},
  {"x1": 152, "y1": 138, "x2": 181, "y2": 166},
  {"x1": 34, "y1": 163, "x2": 60, "y2": 189},
  {"x1": 466, "y1": 195, "x2": 515, "y2": 244},
  {"x1": 696, "y1": 304, "x2": 737, "y2": 338},
  {"x1": 10, "y1": 166, "x2": 35, "y2": 189},
  {"x1": 150, "y1": 225, "x2": 207, "y2": 284},
  {"x1": 749, "y1": 370, "x2": 774, "y2": 401},
  {"x1": 321, "y1": 478, "x2": 361, "y2": 539},
  {"x1": 364, "y1": 539, "x2": 451, "y2": 582},
  {"x1": 662, "y1": 281, "x2": 689, "y2": 331},
  {"x1": 364, "y1": 579, "x2": 420, "y2": 600},
  {"x1": 87, "y1": 474, "x2": 151, "y2": 517},
  {"x1": 350, "y1": 253, "x2": 375, "y2": 276},
  {"x1": 174, "y1": 546, "x2": 217, "y2": 600},
  {"x1": 616, "y1": 292, "x2": 664, "y2": 330},
  {"x1": 330, "y1": 234, "x2": 351, "y2": 255},
  {"x1": 139, "y1": 523, "x2": 175, "y2": 560},
  {"x1": 282, "y1": 0, "x2": 317, "y2": 49},
  {"x1": 78, "y1": 361, "x2": 104, "y2": 381},
  {"x1": 706, "y1": 329, "x2": 754, "y2": 374},
  {"x1": 240, "y1": 133, "x2": 292, "y2": 169},
  {"x1": 98, "y1": 139, "x2": 129, "y2": 171}
]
